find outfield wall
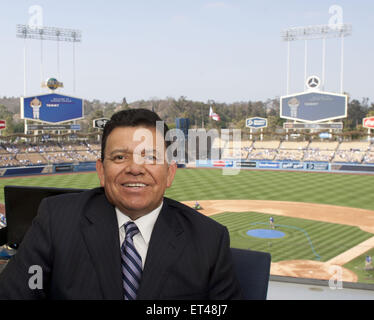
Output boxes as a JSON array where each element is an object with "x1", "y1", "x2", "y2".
[
  {"x1": 0, "y1": 162, "x2": 97, "y2": 177},
  {"x1": 1, "y1": 160, "x2": 374, "y2": 177},
  {"x1": 195, "y1": 159, "x2": 374, "y2": 174}
]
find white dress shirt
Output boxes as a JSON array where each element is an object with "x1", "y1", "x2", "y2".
[{"x1": 116, "y1": 202, "x2": 163, "y2": 269}]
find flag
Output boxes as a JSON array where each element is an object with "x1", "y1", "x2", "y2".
[{"x1": 209, "y1": 106, "x2": 221, "y2": 121}]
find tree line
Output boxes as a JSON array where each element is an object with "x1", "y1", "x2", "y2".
[{"x1": 0, "y1": 95, "x2": 373, "y2": 136}]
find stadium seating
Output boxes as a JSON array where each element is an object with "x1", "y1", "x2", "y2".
[
  {"x1": 0, "y1": 139, "x2": 373, "y2": 167},
  {"x1": 279, "y1": 141, "x2": 309, "y2": 150},
  {"x1": 338, "y1": 141, "x2": 370, "y2": 151},
  {"x1": 16, "y1": 153, "x2": 47, "y2": 165},
  {"x1": 332, "y1": 150, "x2": 366, "y2": 163},
  {"x1": 331, "y1": 141, "x2": 370, "y2": 163},
  {"x1": 303, "y1": 150, "x2": 334, "y2": 162},
  {"x1": 275, "y1": 149, "x2": 304, "y2": 161},
  {"x1": 363, "y1": 152, "x2": 374, "y2": 164},
  {"x1": 308, "y1": 141, "x2": 339, "y2": 151},
  {"x1": 253, "y1": 140, "x2": 280, "y2": 149},
  {"x1": 0, "y1": 141, "x2": 101, "y2": 167}
]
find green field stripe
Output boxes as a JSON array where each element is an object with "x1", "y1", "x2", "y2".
[{"x1": 165, "y1": 168, "x2": 374, "y2": 210}]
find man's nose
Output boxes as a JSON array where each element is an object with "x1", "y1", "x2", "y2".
[{"x1": 125, "y1": 155, "x2": 145, "y2": 175}]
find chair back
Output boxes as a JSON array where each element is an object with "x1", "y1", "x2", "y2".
[{"x1": 230, "y1": 248, "x2": 271, "y2": 300}]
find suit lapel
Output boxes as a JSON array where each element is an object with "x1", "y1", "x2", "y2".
[
  {"x1": 81, "y1": 190, "x2": 123, "y2": 300},
  {"x1": 137, "y1": 200, "x2": 186, "y2": 300}
]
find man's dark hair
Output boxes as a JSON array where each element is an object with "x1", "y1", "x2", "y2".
[{"x1": 101, "y1": 108, "x2": 170, "y2": 161}]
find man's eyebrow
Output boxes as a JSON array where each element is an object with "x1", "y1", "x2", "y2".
[
  {"x1": 108, "y1": 148, "x2": 159, "y2": 156},
  {"x1": 108, "y1": 148, "x2": 130, "y2": 156}
]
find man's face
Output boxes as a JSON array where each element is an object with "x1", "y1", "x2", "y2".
[{"x1": 96, "y1": 126, "x2": 177, "y2": 219}]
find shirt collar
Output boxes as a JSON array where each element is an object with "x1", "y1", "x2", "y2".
[{"x1": 115, "y1": 201, "x2": 163, "y2": 245}]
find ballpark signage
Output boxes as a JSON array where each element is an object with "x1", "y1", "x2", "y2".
[
  {"x1": 258, "y1": 161, "x2": 280, "y2": 169},
  {"x1": 246, "y1": 117, "x2": 267, "y2": 128},
  {"x1": 306, "y1": 163, "x2": 329, "y2": 171},
  {"x1": 283, "y1": 122, "x2": 343, "y2": 130},
  {"x1": 363, "y1": 117, "x2": 374, "y2": 129},
  {"x1": 236, "y1": 160, "x2": 256, "y2": 168},
  {"x1": 20, "y1": 93, "x2": 84, "y2": 123},
  {"x1": 93, "y1": 118, "x2": 110, "y2": 129},
  {"x1": 213, "y1": 160, "x2": 234, "y2": 167},
  {"x1": 27, "y1": 124, "x2": 81, "y2": 131},
  {"x1": 282, "y1": 162, "x2": 304, "y2": 170},
  {"x1": 280, "y1": 91, "x2": 347, "y2": 123},
  {"x1": 0, "y1": 120, "x2": 5, "y2": 130}
]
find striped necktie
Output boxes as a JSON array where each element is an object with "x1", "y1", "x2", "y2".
[{"x1": 121, "y1": 221, "x2": 142, "y2": 300}]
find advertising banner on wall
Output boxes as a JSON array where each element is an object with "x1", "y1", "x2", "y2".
[
  {"x1": 258, "y1": 161, "x2": 280, "y2": 169},
  {"x1": 283, "y1": 122, "x2": 343, "y2": 130},
  {"x1": 280, "y1": 91, "x2": 347, "y2": 123},
  {"x1": 305, "y1": 163, "x2": 329, "y2": 171},
  {"x1": 246, "y1": 117, "x2": 267, "y2": 128},
  {"x1": 20, "y1": 93, "x2": 84, "y2": 123},
  {"x1": 27, "y1": 124, "x2": 81, "y2": 131}
]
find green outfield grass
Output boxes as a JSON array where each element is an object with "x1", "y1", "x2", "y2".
[
  {"x1": 0, "y1": 169, "x2": 373, "y2": 210},
  {"x1": 210, "y1": 211, "x2": 373, "y2": 263},
  {"x1": 166, "y1": 168, "x2": 374, "y2": 211},
  {"x1": 0, "y1": 172, "x2": 101, "y2": 203}
]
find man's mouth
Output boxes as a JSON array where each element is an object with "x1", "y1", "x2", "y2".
[{"x1": 121, "y1": 183, "x2": 147, "y2": 188}]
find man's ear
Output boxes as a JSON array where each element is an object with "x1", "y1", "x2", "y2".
[
  {"x1": 96, "y1": 159, "x2": 105, "y2": 187},
  {"x1": 166, "y1": 161, "x2": 177, "y2": 188}
]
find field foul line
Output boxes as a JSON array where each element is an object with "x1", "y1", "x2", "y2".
[{"x1": 327, "y1": 236, "x2": 374, "y2": 265}]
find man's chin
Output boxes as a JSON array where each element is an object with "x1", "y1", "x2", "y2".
[{"x1": 117, "y1": 202, "x2": 155, "y2": 219}]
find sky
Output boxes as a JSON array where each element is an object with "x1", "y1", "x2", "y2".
[{"x1": 0, "y1": 0, "x2": 373, "y2": 104}]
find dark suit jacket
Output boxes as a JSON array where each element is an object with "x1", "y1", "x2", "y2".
[{"x1": 0, "y1": 187, "x2": 242, "y2": 300}]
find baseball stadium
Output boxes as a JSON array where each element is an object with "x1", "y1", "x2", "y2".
[
  {"x1": 1, "y1": 1, "x2": 374, "y2": 301},
  {"x1": 1, "y1": 135, "x2": 374, "y2": 287}
]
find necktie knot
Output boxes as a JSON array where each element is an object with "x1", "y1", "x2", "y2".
[{"x1": 124, "y1": 221, "x2": 140, "y2": 240}]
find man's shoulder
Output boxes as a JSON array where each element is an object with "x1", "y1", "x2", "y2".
[
  {"x1": 37, "y1": 187, "x2": 113, "y2": 231},
  {"x1": 41, "y1": 187, "x2": 108, "y2": 218},
  {"x1": 44, "y1": 187, "x2": 104, "y2": 204}
]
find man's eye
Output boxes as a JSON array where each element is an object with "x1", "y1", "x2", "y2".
[
  {"x1": 112, "y1": 155, "x2": 126, "y2": 162},
  {"x1": 144, "y1": 154, "x2": 158, "y2": 163},
  {"x1": 144, "y1": 155, "x2": 156, "y2": 160}
]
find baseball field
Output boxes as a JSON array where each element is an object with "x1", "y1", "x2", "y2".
[{"x1": 1, "y1": 168, "x2": 374, "y2": 284}]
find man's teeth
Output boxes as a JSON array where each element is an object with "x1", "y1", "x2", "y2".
[{"x1": 123, "y1": 183, "x2": 146, "y2": 187}]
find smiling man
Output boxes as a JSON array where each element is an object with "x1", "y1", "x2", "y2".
[
  {"x1": 96, "y1": 123, "x2": 176, "y2": 220},
  {"x1": 0, "y1": 108, "x2": 242, "y2": 300}
]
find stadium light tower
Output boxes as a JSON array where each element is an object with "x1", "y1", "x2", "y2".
[
  {"x1": 16, "y1": 24, "x2": 82, "y2": 95},
  {"x1": 281, "y1": 23, "x2": 352, "y2": 94}
]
